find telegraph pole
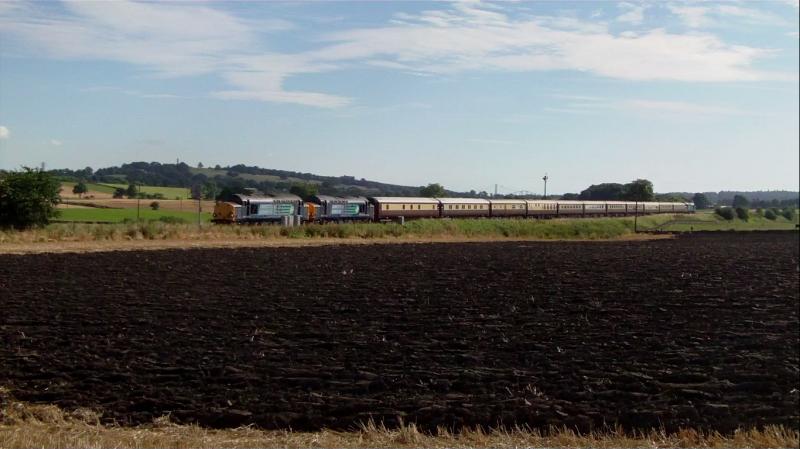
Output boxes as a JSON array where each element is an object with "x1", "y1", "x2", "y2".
[
  {"x1": 542, "y1": 174, "x2": 548, "y2": 199},
  {"x1": 494, "y1": 184, "x2": 498, "y2": 197}
]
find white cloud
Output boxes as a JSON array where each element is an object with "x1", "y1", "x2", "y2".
[
  {"x1": 617, "y1": 2, "x2": 646, "y2": 25},
  {"x1": 318, "y1": 9, "x2": 787, "y2": 82},
  {"x1": 50, "y1": 139, "x2": 63, "y2": 146},
  {"x1": 621, "y1": 99, "x2": 744, "y2": 116},
  {"x1": 0, "y1": 126, "x2": 9, "y2": 139},
  {"x1": 0, "y1": 0, "x2": 344, "y2": 107},
  {"x1": 668, "y1": 3, "x2": 792, "y2": 29},
  {"x1": 0, "y1": 0, "x2": 794, "y2": 109},
  {"x1": 548, "y1": 95, "x2": 746, "y2": 117},
  {"x1": 668, "y1": 5, "x2": 712, "y2": 28}
]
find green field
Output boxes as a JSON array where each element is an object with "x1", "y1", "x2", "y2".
[
  {"x1": 103, "y1": 184, "x2": 191, "y2": 199},
  {"x1": 56, "y1": 208, "x2": 211, "y2": 223},
  {"x1": 61, "y1": 182, "x2": 118, "y2": 194}
]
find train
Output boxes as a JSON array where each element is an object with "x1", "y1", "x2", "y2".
[{"x1": 212, "y1": 193, "x2": 695, "y2": 224}]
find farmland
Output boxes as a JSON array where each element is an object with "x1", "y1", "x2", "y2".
[
  {"x1": 55, "y1": 207, "x2": 212, "y2": 223},
  {"x1": 0, "y1": 232, "x2": 797, "y2": 436}
]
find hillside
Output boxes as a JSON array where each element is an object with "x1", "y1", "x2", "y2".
[
  {"x1": 50, "y1": 162, "x2": 454, "y2": 199},
  {"x1": 47, "y1": 162, "x2": 799, "y2": 204}
]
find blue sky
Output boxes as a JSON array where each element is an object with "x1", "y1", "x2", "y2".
[{"x1": 0, "y1": 0, "x2": 798, "y2": 194}]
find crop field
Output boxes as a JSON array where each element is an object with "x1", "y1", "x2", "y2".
[{"x1": 0, "y1": 233, "x2": 797, "y2": 435}]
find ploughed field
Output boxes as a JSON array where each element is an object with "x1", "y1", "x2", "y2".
[{"x1": 1, "y1": 233, "x2": 798, "y2": 433}]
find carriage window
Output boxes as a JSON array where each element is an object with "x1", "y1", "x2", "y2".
[
  {"x1": 402, "y1": 205, "x2": 406, "y2": 210},
  {"x1": 385, "y1": 204, "x2": 390, "y2": 210}
]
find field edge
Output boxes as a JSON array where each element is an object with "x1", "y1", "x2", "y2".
[{"x1": 1, "y1": 398, "x2": 797, "y2": 449}]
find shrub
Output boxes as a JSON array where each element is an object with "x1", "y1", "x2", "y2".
[
  {"x1": 781, "y1": 208, "x2": 796, "y2": 221},
  {"x1": 764, "y1": 209, "x2": 777, "y2": 220},
  {"x1": 755, "y1": 208, "x2": 763, "y2": 216},
  {"x1": 149, "y1": 201, "x2": 160, "y2": 210},
  {"x1": 735, "y1": 207, "x2": 749, "y2": 221},
  {"x1": 0, "y1": 168, "x2": 61, "y2": 229},
  {"x1": 715, "y1": 207, "x2": 735, "y2": 221}
]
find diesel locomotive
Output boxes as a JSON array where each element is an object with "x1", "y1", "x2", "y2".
[{"x1": 212, "y1": 193, "x2": 694, "y2": 224}]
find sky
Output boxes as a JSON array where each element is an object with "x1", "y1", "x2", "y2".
[{"x1": 0, "y1": 0, "x2": 798, "y2": 194}]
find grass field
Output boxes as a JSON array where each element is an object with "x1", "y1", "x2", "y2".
[
  {"x1": 103, "y1": 183, "x2": 191, "y2": 199},
  {"x1": 1, "y1": 213, "x2": 796, "y2": 246},
  {"x1": 55, "y1": 208, "x2": 212, "y2": 223}
]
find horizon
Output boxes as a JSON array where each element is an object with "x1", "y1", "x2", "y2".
[
  {"x1": 1, "y1": 0, "x2": 798, "y2": 195},
  {"x1": 40, "y1": 159, "x2": 800, "y2": 196}
]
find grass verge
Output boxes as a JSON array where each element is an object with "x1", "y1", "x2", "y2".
[
  {"x1": 1, "y1": 213, "x2": 796, "y2": 247},
  {"x1": 0, "y1": 216, "x2": 650, "y2": 244},
  {"x1": 639, "y1": 210, "x2": 799, "y2": 232},
  {"x1": 1, "y1": 397, "x2": 797, "y2": 449}
]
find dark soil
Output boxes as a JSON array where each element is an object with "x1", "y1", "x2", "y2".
[{"x1": 1, "y1": 232, "x2": 798, "y2": 432}]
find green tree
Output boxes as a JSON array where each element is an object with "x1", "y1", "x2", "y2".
[
  {"x1": 289, "y1": 183, "x2": 318, "y2": 200},
  {"x1": 126, "y1": 183, "x2": 138, "y2": 198},
  {"x1": 0, "y1": 167, "x2": 61, "y2": 229},
  {"x1": 113, "y1": 188, "x2": 126, "y2": 199},
  {"x1": 735, "y1": 207, "x2": 749, "y2": 221},
  {"x1": 692, "y1": 193, "x2": 709, "y2": 210},
  {"x1": 764, "y1": 209, "x2": 777, "y2": 220},
  {"x1": 419, "y1": 183, "x2": 446, "y2": 197},
  {"x1": 72, "y1": 181, "x2": 88, "y2": 198},
  {"x1": 715, "y1": 207, "x2": 735, "y2": 220},
  {"x1": 202, "y1": 180, "x2": 218, "y2": 200},
  {"x1": 623, "y1": 179, "x2": 654, "y2": 201},
  {"x1": 732, "y1": 194, "x2": 749, "y2": 208},
  {"x1": 150, "y1": 201, "x2": 160, "y2": 210},
  {"x1": 579, "y1": 183, "x2": 625, "y2": 200},
  {"x1": 781, "y1": 208, "x2": 796, "y2": 221}
]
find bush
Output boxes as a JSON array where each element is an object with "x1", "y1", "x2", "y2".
[
  {"x1": 764, "y1": 209, "x2": 777, "y2": 220},
  {"x1": 735, "y1": 207, "x2": 749, "y2": 221},
  {"x1": 715, "y1": 207, "x2": 735, "y2": 221},
  {"x1": 781, "y1": 208, "x2": 796, "y2": 221},
  {"x1": 149, "y1": 201, "x2": 160, "y2": 210},
  {"x1": 0, "y1": 168, "x2": 61, "y2": 229}
]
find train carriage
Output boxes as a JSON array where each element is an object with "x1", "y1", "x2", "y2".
[
  {"x1": 584, "y1": 202, "x2": 607, "y2": 216},
  {"x1": 369, "y1": 197, "x2": 440, "y2": 221},
  {"x1": 488, "y1": 199, "x2": 527, "y2": 217},
  {"x1": 525, "y1": 200, "x2": 558, "y2": 218},
  {"x1": 555, "y1": 200, "x2": 585, "y2": 216},
  {"x1": 439, "y1": 198, "x2": 491, "y2": 218},
  {"x1": 644, "y1": 202, "x2": 661, "y2": 214},
  {"x1": 606, "y1": 201, "x2": 628, "y2": 216}
]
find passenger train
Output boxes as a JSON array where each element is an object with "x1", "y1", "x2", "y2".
[{"x1": 212, "y1": 193, "x2": 695, "y2": 224}]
